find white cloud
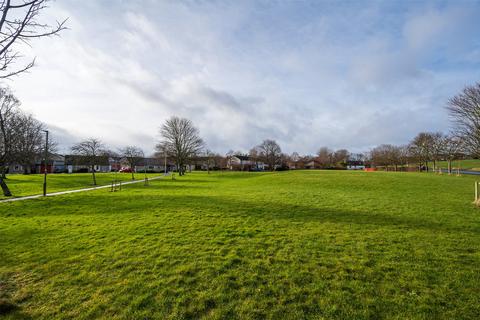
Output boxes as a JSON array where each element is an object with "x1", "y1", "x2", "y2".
[{"x1": 3, "y1": 1, "x2": 480, "y2": 155}]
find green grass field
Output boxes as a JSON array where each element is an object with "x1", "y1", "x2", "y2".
[
  {"x1": 1, "y1": 171, "x2": 479, "y2": 319},
  {"x1": 436, "y1": 159, "x2": 480, "y2": 171},
  {"x1": 0, "y1": 172, "x2": 161, "y2": 199}
]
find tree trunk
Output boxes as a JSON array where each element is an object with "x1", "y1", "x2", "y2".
[
  {"x1": 448, "y1": 160, "x2": 452, "y2": 174},
  {"x1": 91, "y1": 165, "x2": 97, "y2": 185},
  {"x1": 0, "y1": 166, "x2": 11, "y2": 197},
  {"x1": 177, "y1": 161, "x2": 182, "y2": 176},
  {"x1": 131, "y1": 170, "x2": 135, "y2": 180}
]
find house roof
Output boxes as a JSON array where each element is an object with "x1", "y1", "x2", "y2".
[
  {"x1": 346, "y1": 160, "x2": 365, "y2": 166},
  {"x1": 64, "y1": 154, "x2": 110, "y2": 165},
  {"x1": 137, "y1": 157, "x2": 176, "y2": 166},
  {"x1": 234, "y1": 155, "x2": 250, "y2": 161}
]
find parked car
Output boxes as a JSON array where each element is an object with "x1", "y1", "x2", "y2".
[{"x1": 119, "y1": 167, "x2": 133, "y2": 173}]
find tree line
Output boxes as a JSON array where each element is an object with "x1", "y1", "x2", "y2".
[
  {"x1": 2, "y1": 81, "x2": 480, "y2": 196},
  {"x1": 1, "y1": 2, "x2": 480, "y2": 197},
  {"x1": 0, "y1": 87, "x2": 52, "y2": 195}
]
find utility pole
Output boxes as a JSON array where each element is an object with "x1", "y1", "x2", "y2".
[
  {"x1": 144, "y1": 157, "x2": 148, "y2": 186},
  {"x1": 43, "y1": 130, "x2": 49, "y2": 196},
  {"x1": 164, "y1": 149, "x2": 167, "y2": 175}
]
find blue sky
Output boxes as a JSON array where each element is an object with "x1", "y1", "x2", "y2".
[{"x1": 8, "y1": 0, "x2": 480, "y2": 155}]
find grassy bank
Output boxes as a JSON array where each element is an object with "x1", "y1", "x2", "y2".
[{"x1": 0, "y1": 172, "x2": 161, "y2": 199}]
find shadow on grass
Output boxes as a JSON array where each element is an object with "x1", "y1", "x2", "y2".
[
  {"x1": 155, "y1": 195, "x2": 479, "y2": 235},
  {"x1": 0, "y1": 284, "x2": 32, "y2": 320},
  {"x1": 0, "y1": 301, "x2": 31, "y2": 319},
  {"x1": 2, "y1": 185, "x2": 477, "y2": 235}
]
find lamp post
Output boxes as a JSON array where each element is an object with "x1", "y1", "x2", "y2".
[
  {"x1": 164, "y1": 153, "x2": 167, "y2": 175},
  {"x1": 164, "y1": 148, "x2": 167, "y2": 175},
  {"x1": 144, "y1": 157, "x2": 147, "y2": 186},
  {"x1": 43, "y1": 130, "x2": 49, "y2": 196}
]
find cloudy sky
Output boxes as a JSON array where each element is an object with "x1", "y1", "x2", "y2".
[{"x1": 6, "y1": 0, "x2": 480, "y2": 155}]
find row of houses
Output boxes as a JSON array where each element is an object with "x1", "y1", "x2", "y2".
[
  {"x1": 7, "y1": 154, "x2": 176, "y2": 174},
  {"x1": 227, "y1": 155, "x2": 366, "y2": 171},
  {"x1": 7, "y1": 154, "x2": 366, "y2": 174}
]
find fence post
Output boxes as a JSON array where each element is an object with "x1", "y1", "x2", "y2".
[{"x1": 475, "y1": 182, "x2": 478, "y2": 203}]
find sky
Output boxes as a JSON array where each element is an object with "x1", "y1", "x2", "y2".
[{"x1": 5, "y1": 0, "x2": 480, "y2": 155}]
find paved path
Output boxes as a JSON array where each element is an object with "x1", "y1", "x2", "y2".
[
  {"x1": 0, "y1": 176, "x2": 165, "y2": 203},
  {"x1": 438, "y1": 169, "x2": 480, "y2": 175}
]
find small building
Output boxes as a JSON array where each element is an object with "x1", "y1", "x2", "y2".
[
  {"x1": 228, "y1": 155, "x2": 266, "y2": 171},
  {"x1": 135, "y1": 157, "x2": 174, "y2": 173},
  {"x1": 7, "y1": 164, "x2": 29, "y2": 174},
  {"x1": 64, "y1": 155, "x2": 111, "y2": 173},
  {"x1": 346, "y1": 160, "x2": 365, "y2": 170},
  {"x1": 304, "y1": 160, "x2": 322, "y2": 169},
  {"x1": 9, "y1": 154, "x2": 65, "y2": 174},
  {"x1": 36, "y1": 154, "x2": 66, "y2": 173},
  {"x1": 287, "y1": 160, "x2": 307, "y2": 170}
]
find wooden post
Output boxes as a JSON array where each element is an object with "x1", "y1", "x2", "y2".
[{"x1": 475, "y1": 182, "x2": 478, "y2": 203}]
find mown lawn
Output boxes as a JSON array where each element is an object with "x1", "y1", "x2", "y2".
[
  {"x1": 437, "y1": 159, "x2": 480, "y2": 171},
  {"x1": 0, "y1": 171, "x2": 479, "y2": 319},
  {"x1": 0, "y1": 172, "x2": 161, "y2": 199}
]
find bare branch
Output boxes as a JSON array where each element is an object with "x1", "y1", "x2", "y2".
[{"x1": 0, "y1": 0, "x2": 67, "y2": 78}]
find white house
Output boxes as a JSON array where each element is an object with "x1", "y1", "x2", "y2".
[{"x1": 228, "y1": 155, "x2": 266, "y2": 171}]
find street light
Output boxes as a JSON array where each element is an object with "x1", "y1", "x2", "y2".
[
  {"x1": 43, "y1": 130, "x2": 49, "y2": 196},
  {"x1": 164, "y1": 151, "x2": 167, "y2": 175}
]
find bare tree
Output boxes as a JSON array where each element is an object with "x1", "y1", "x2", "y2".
[
  {"x1": 120, "y1": 146, "x2": 144, "y2": 180},
  {"x1": 447, "y1": 82, "x2": 480, "y2": 157},
  {"x1": 204, "y1": 149, "x2": 215, "y2": 174},
  {"x1": 225, "y1": 150, "x2": 235, "y2": 171},
  {"x1": 290, "y1": 152, "x2": 300, "y2": 162},
  {"x1": 333, "y1": 149, "x2": 349, "y2": 168},
  {"x1": 398, "y1": 145, "x2": 410, "y2": 169},
  {"x1": 154, "y1": 141, "x2": 171, "y2": 174},
  {"x1": 0, "y1": 87, "x2": 20, "y2": 195},
  {"x1": 211, "y1": 153, "x2": 224, "y2": 170},
  {"x1": 410, "y1": 132, "x2": 437, "y2": 171},
  {"x1": 249, "y1": 146, "x2": 262, "y2": 171},
  {"x1": 441, "y1": 134, "x2": 464, "y2": 174},
  {"x1": 371, "y1": 144, "x2": 402, "y2": 171},
  {"x1": 317, "y1": 147, "x2": 334, "y2": 168},
  {"x1": 0, "y1": 0, "x2": 67, "y2": 79},
  {"x1": 258, "y1": 139, "x2": 282, "y2": 171},
  {"x1": 71, "y1": 138, "x2": 106, "y2": 185},
  {"x1": 430, "y1": 132, "x2": 444, "y2": 171},
  {"x1": 14, "y1": 112, "x2": 44, "y2": 174},
  {"x1": 156, "y1": 116, "x2": 204, "y2": 176}
]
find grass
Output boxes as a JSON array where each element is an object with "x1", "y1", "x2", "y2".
[
  {"x1": 0, "y1": 172, "x2": 161, "y2": 199},
  {"x1": 0, "y1": 170, "x2": 479, "y2": 319},
  {"x1": 436, "y1": 159, "x2": 480, "y2": 171}
]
